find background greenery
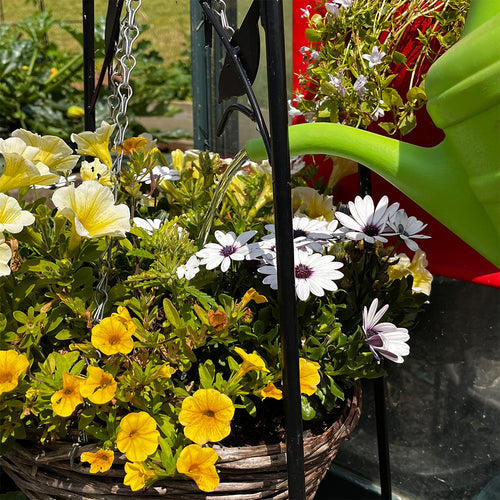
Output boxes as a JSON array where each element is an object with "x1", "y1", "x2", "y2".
[{"x1": 1, "y1": 0, "x2": 190, "y2": 64}]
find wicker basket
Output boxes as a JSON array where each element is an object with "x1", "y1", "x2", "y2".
[{"x1": 0, "y1": 386, "x2": 361, "y2": 500}]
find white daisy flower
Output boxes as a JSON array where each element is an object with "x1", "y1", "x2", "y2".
[
  {"x1": 132, "y1": 217, "x2": 163, "y2": 235},
  {"x1": 141, "y1": 165, "x2": 180, "y2": 184},
  {"x1": 386, "y1": 209, "x2": 431, "y2": 251},
  {"x1": 334, "y1": 195, "x2": 399, "y2": 244},
  {"x1": 263, "y1": 216, "x2": 331, "y2": 253},
  {"x1": 177, "y1": 255, "x2": 200, "y2": 280},
  {"x1": 362, "y1": 46, "x2": 386, "y2": 68},
  {"x1": 362, "y1": 299, "x2": 410, "y2": 363},
  {"x1": 258, "y1": 249, "x2": 344, "y2": 301},
  {"x1": 290, "y1": 156, "x2": 307, "y2": 175},
  {"x1": 196, "y1": 230, "x2": 257, "y2": 272}
]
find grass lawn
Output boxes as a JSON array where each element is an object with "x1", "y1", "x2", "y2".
[{"x1": 0, "y1": 0, "x2": 191, "y2": 64}]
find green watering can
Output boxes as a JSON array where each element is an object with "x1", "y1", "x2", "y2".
[{"x1": 246, "y1": 1, "x2": 500, "y2": 268}]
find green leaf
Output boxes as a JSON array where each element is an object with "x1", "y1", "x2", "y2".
[
  {"x1": 328, "y1": 376, "x2": 345, "y2": 399},
  {"x1": 127, "y1": 248, "x2": 156, "y2": 260},
  {"x1": 406, "y1": 86, "x2": 427, "y2": 102},
  {"x1": 377, "y1": 122, "x2": 397, "y2": 134},
  {"x1": 78, "y1": 407, "x2": 96, "y2": 430},
  {"x1": 399, "y1": 113, "x2": 417, "y2": 135},
  {"x1": 163, "y1": 298, "x2": 180, "y2": 328},
  {"x1": 198, "y1": 360, "x2": 215, "y2": 388},
  {"x1": 301, "y1": 395, "x2": 317, "y2": 421},
  {"x1": 305, "y1": 28, "x2": 322, "y2": 42},
  {"x1": 240, "y1": 395, "x2": 257, "y2": 417},
  {"x1": 391, "y1": 51, "x2": 407, "y2": 65},
  {"x1": 185, "y1": 286, "x2": 218, "y2": 309}
]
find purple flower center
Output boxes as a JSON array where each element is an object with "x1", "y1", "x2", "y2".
[
  {"x1": 295, "y1": 263, "x2": 312, "y2": 279},
  {"x1": 363, "y1": 224, "x2": 380, "y2": 237},
  {"x1": 220, "y1": 245, "x2": 237, "y2": 257}
]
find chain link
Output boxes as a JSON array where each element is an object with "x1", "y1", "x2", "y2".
[
  {"x1": 214, "y1": 0, "x2": 235, "y2": 38},
  {"x1": 93, "y1": 0, "x2": 141, "y2": 323}
]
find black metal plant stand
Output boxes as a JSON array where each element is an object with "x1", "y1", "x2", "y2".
[{"x1": 81, "y1": 2, "x2": 394, "y2": 498}]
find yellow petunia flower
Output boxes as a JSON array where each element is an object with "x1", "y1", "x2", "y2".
[
  {"x1": 152, "y1": 364, "x2": 175, "y2": 379},
  {"x1": 234, "y1": 347, "x2": 269, "y2": 378},
  {"x1": 80, "y1": 159, "x2": 113, "y2": 187},
  {"x1": 70, "y1": 121, "x2": 116, "y2": 169},
  {"x1": 176, "y1": 444, "x2": 220, "y2": 492},
  {"x1": 0, "y1": 194, "x2": 35, "y2": 234},
  {"x1": 259, "y1": 382, "x2": 283, "y2": 400},
  {"x1": 112, "y1": 306, "x2": 135, "y2": 329},
  {"x1": 238, "y1": 288, "x2": 268, "y2": 309},
  {"x1": 299, "y1": 358, "x2": 321, "y2": 396},
  {"x1": 91, "y1": 315, "x2": 135, "y2": 356},
  {"x1": 51, "y1": 372, "x2": 83, "y2": 417},
  {"x1": 387, "y1": 249, "x2": 433, "y2": 296},
  {"x1": 0, "y1": 350, "x2": 29, "y2": 395},
  {"x1": 292, "y1": 186, "x2": 336, "y2": 221},
  {"x1": 116, "y1": 412, "x2": 160, "y2": 462},
  {"x1": 52, "y1": 181, "x2": 130, "y2": 239},
  {"x1": 179, "y1": 389, "x2": 234, "y2": 445},
  {"x1": 12, "y1": 129, "x2": 79, "y2": 174},
  {"x1": 123, "y1": 461, "x2": 156, "y2": 491},
  {"x1": 170, "y1": 149, "x2": 185, "y2": 171},
  {"x1": 0, "y1": 151, "x2": 59, "y2": 193},
  {"x1": 80, "y1": 366, "x2": 117, "y2": 404},
  {"x1": 80, "y1": 449, "x2": 114, "y2": 473}
]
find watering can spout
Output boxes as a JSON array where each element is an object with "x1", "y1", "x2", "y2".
[{"x1": 245, "y1": 2, "x2": 500, "y2": 269}]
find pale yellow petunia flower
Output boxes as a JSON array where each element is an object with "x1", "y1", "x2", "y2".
[
  {"x1": 70, "y1": 121, "x2": 116, "y2": 169},
  {"x1": 52, "y1": 181, "x2": 130, "y2": 239},
  {"x1": 0, "y1": 194, "x2": 35, "y2": 233}
]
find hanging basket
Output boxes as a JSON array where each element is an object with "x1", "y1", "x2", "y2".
[{"x1": 0, "y1": 386, "x2": 361, "y2": 500}]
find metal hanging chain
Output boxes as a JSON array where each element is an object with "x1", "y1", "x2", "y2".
[
  {"x1": 93, "y1": 0, "x2": 141, "y2": 323},
  {"x1": 213, "y1": 0, "x2": 234, "y2": 38}
]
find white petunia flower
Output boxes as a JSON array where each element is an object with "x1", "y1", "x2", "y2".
[
  {"x1": 386, "y1": 209, "x2": 431, "y2": 251},
  {"x1": 196, "y1": 230, "x2": 257, "y2": 272},
  {"x1": 132, "y1": 217, "x2": 163, "y2": 235},
  {"x1": 177, "y1": 255, "x2": 200, "y2": 280},
  {"x1": 258, "y1": 249, "x2": 344, "y2": 301},
  {"x1": 362, "y1": 46, "x2": 386, "y2": 68},
  {"x1": 0, "y1": 194, "x2": 35, "y2": 233},
  {"x1": 334, "y1": 195, "x2": 399, "y2": 244},
  {"x1": 362, "y1": 299, "x2": 410, "y2": 363}
]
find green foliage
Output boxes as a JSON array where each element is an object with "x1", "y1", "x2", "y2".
[{"x1": 295, "y1": 0, "x2": 470, "y2": 135}]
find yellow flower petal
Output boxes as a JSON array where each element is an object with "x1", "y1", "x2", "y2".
[
  {"x1": 91, "y1": 315, "x2": 134, "y2": 356},
  {"x1": 81, "y1": 449, "x2": 114, "y2": 473},
  {"x1": 0, "y1": 194, "x2": 35, "y2": 233},
  {"x1": 259, "y1": 382, "x2": 283, "y2": 400},
  {"x1": 80, "y1": 159, "x2": 113, "y2": 187},
  {"x1": 292, "y1": 186, "x2": 336, "y2": 221},
  {"x1": 52, "y1": 181, "x2": 130, "y2": 239},
  {"x1": 51, "y1": 372, "x2": 83, "y2": 417},
  {"x1": 70, "y1": 121, "x2": 116, "y2": 169},
  {"x1": 12, "y1": 129, "x2": 79, "y2": 174},
  {"x1": 0, "y1": 350, "x2": 29, "y2": 395},
  {"x1": 116, "y1": 412, "x2": 160, "y2": 462},
  {"x1": 234, "y1": 347, "x2": 269, "y2": 378},
  {"x1": 176, "y1": 444, "x2": 219, "y2": 492},
  {"x1": 80, "y1": 366, "x2": 117, "y2": 404},
  {"x1": 299, "y1": 358, "x2": 320, "y2": 396},
  {"x1": 179, "y1": 389, "x2": 234, "y2": 445},
  {"x1": 0, "y1": 152, "x2": 59, "y2": 192},
  {"x1": 239, "y1": 288, "x2": 268, "y2": 309},
  {"x1": 124, "y1": 461, "x2": 156, "y2": 491}
]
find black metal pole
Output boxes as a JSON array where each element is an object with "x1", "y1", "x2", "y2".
[
  {"x1": 83, "y1": 0, "x2": 95, "y2": 131},
  {"x1": 261, "y1": 2, "x2": 305, "y2": 498},
  {"x1": 374, "y1": 378, "x2": 392, "y2": 499},
  {"x1": 359, "y1": 163, "x2": 392, "y2": 499}
]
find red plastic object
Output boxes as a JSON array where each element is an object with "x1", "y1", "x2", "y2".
[{"x1": 291, "y1": 0, "x2": 500, "y2": 287}]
